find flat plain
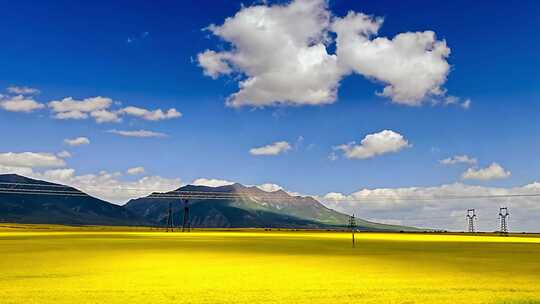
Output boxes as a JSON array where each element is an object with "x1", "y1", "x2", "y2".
[{"x1": 0, "y1": 224, "x2": 539, "y2": 304}]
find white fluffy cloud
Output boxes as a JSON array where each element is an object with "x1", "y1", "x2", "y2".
[
  {"x1": 120, "y1": 106, "x2": 182, "y2": 121},
  {"x1": 64, "y1": 137, "x2": 90, "y2": 146},
  {"x1": 256, "y1": 183, "x2": 284, "y2": 192},
  {"x1": 332, "y1": 12, "x2": 450, "y2": 105},
  {"x1": 440, "y1": 155, "x2": 477, "y2": 165},
  {"x1": 199, "y1": 0, "x2": 340, "y2": 107},
  {"x1": 49, "y1": 96, "x2": 112, "y2": 115},
  {"x1": 198, "y1": 0, "x2": 463, "y2": 107},
  {"x1": 462, "y1": 163, "x2": 511, "y2": 181},
  {"x1": 57, "y1": 151, "x2": 72, "y2": 158},
  {"x1": 0, "y1": 152, "x2": 180, "y2": 203},
  {"x1": 90, "y1": 109, "x2": 121, "y2": 123},
  {"x1": 197, "y1": 50, "x2": 233, "y2": 79},
  {"x1": 48, "y1": 96, "x2": 116, "y2": 122},
  {"x1": 127, "y1": 166, "x2": 145, "y2": 175},
  {"x1": 335, "y1": 130, "x2": 410, "y2": 159},
  {"x1": 7, "y1": 86, "x2": 40, "y2": 95},
  {"x1": 107, "y1": 129, "x2": 167, "y2": 138},
  {"x1": 250, "y1": 141, "x2": 292, "y2": 156},
  {"x1": 320, "y1": 182, "x2": 540, "y2": 232},
  {"x1": 0, "y1": 165, "x2": 34, "y2": 176},
  {"x1": 32, "y1": 169, "x2": 181, "y2": 203},
  {"x1": 191, "y1": 178, "x2": 287, "y2": 193},
  {"x1": 40, "y1": 168, "x2": 76, "y2": 180},
  {"x1": 0, "y1": 95, "x2": 45, "y2": 112},
  {"x1": 48, "y1": 96, "x2": 181, "y2": 123},
  {"x1": 0, "y1": 152, "x2": 65, "y2": 168},
  {"x1": 192, "y1": 178, "x2": 235, "y2": 187}
]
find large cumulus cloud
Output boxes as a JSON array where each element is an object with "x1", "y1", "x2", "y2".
[{"x1": 198, "y1": 0, "x2": 467, "y2": 108}]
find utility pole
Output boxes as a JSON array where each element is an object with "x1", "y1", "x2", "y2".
[
  {"x1": 166, "y1": 202, "x2": 174, "y2": 232},
  {"x1": 466, "y1": 209, "x2": 477, "y2": 233},
  {"x1": 182, "y1": 199, "x2": 190, "y2": 232},
  {"x1": 349, "y1": 214, "x2": 356, "y2": 248},
  {"x1": 499, "y1": 207, "x2": 509, "y2": 235}
]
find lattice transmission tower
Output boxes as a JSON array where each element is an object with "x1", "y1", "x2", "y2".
[
  {"x1": 466, "y1": 209, "x2": 477, "y2": 233},
  {"x1": 166, "y1": 202, "x2": 174, "y2": 232},
  {"x1": 499, "y1": 207, "x2": 509, "y2": 235},
  {"x1": 349, "y1": 214, "x2": 356, "y2": 248},
  {"x1": 182, "y1": 199, "x2": 190, "y2": 232}
]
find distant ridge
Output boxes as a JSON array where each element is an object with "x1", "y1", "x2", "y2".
[
  {"x1": 0, "y1": 174, "x2": 419, "y2": 231},
  {"x1": 126, "y1": 183, "x2": 419, "y2": 231},
  {"x1": 0, "y1": 174, "x2": 147, "y2": 226}
]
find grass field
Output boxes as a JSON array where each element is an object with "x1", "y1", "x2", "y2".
[{"x1": 0, "y1": 225, "x2": 539, "y2": 304}]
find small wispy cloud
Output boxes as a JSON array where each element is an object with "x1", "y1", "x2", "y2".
[
  {"x1": 57, "y1": 151, "x2": 72, "y2": 158},
  {"x1": 127, "y1": 31, "x2": 150, "y2": 44},
  {"x1": 249, "y1": 141, "x2": 291, "y2": 156},
  {"x1": 439, "y1": 155, "x2": 477, "y2": 165},
  {"x1": 0, "y1": 95, "x2": 45, "y2": 113},
  {"x1": 335, "y1": 130, "x2": 411, "y2": 160},
  {"x1": 48, "y1": 96, "x2": 181, "y2": 124},
  {"x1": 328, "y1": 152, "x2": 338, "y2": 161},
  {"x1": 462, "y1": 163, "x2": 511, "y2": 181},
  {"x1": 440, "y1": 95, "x2": 471, "y2": 109},
  {"x1": 64, "y1": 137, "x2": 90, "y2": 146},
  {"x1": 127, "y1": 166, "x2": 145, "y2": 175},
  {"x1": 120, "y1": 106, "x2": 182, "y2": 121},
  {"x1": 107, "y1": 129, "x2": 167, "y2": 138},
  {"x1": 7, "y1": 86, "x2": 40, "y2": 95}
]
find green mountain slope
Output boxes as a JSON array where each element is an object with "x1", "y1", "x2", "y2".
[
  {"x1": 0, "y1": 174, "x2": 420, "y2": 231},
  {"x1": 0, "y1": 174, "x2": 147, "y2": 226},
  {"x1": 125, "y1": 183, "x2": 420, "y2": 231}
]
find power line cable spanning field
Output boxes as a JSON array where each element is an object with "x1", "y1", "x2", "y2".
[
  {"x1": 1, "y1": 182, "x2": 540, "y2": 202},
  {"x1": 0, "y1": 182, "x2": 535, "y2": 233}
]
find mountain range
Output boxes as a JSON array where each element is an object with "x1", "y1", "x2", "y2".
[
  {"x1": 0, "y1": 174, "x2": 419, "y2": 231},
  {"x1": 0, "y1": 174, "x2": 146, "y2": 226}
]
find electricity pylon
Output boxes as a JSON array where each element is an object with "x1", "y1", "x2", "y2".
[
  {"x1": 499, "y1": 207, "x2": 509, "y2": 235},
  {"x1": 182, "y1": 199, "x2": 190, "y2": 232},
  {"x1": 466, "y1": 209, "x2": 477, "y2": 233},
  {"x1": 166, "y1": 202, "x2": 173, "y2": 232},
  {"x1": 349, "y1": 214, "x2": 356, "y2": 248}
]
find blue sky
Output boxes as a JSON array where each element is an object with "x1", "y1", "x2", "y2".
[{"x1": 1, "y1": 0, "x2": 539, "y2": 230}]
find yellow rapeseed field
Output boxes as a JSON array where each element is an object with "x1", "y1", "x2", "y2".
[{"x1": 0, "y1": 225, "x2": 539, "y2": 304}]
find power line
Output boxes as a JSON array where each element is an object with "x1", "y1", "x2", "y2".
[
  {"x1": 0, "y1": 189, "x2": 89, "y2": 197},
  {"x1": 4, "y1": 187, "x2": 540, "y2": 202},
  {"x1": 2, "y1": 182, "x2": 540, "y2": 202},
  {"x1": 0, "y1": 185, "x2": 460, "y2": 226},
  {"x1": 0, "y1": 185, "x2": 534, "y2": 232}
]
